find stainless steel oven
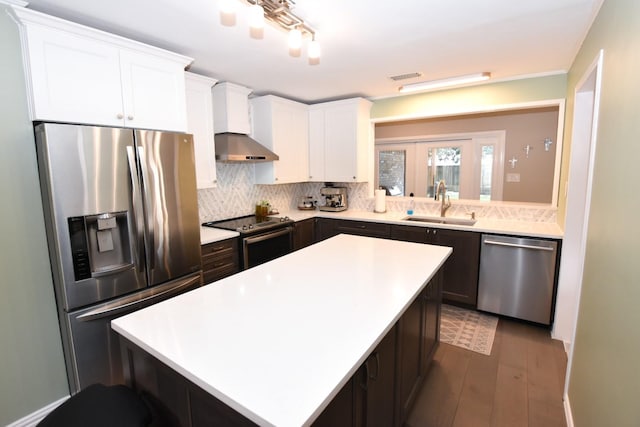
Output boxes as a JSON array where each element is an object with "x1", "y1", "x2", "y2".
[
  {"x1": 242, "y1": 226, "x2": 293, "y2": 269},
  {"x1": 203, "y1": 215, "x2": 294, "y2": 270}
]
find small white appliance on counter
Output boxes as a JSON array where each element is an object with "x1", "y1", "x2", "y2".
[{"x1": 319, "y1": 187, "x2": 348, "y2": 211}]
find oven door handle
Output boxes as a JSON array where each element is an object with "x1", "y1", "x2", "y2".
[{"x1": 243, "y1": 227, "x2": 292, "y2": 245}]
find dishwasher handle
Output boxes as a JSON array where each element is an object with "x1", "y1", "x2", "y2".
[{"x1": 483, "y1": 239, "x2": 555, "y2": 252}]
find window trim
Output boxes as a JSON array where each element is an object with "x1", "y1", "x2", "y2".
[{"x1": 375, "y1": 130, "x2": 506, "y2": 200}]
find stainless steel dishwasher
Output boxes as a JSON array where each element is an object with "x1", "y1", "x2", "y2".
[{"x1": 477, "y1": 234, "x2": 559, "y2": 325}]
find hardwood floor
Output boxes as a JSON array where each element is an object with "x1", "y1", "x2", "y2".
[{"x1": 407, "y1": 318, "x2": 567, "y2": 427}]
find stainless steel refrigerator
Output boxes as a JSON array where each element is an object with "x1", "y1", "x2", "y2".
[{"x1": 35, "y1": 122, "x2": 203, "y2": 393}]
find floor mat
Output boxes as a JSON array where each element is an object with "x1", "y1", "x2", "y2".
[{"x1": 440, "y1": 304, "x2": 498, "y2": 355}]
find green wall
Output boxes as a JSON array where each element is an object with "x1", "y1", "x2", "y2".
[
  {"x1": 565, "y1": 0, "x2": 640, "y2": 425},
  {"x1": 0, "y1": 5, "x2": 69, "y2": 425},
  {"x1": 371, "y1": 74, "x2": 567, "y2": 121}
]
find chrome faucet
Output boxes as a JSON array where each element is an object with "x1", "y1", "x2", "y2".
[{"x1": 434, "y1": 180, "x2": 452, "y2": 217}]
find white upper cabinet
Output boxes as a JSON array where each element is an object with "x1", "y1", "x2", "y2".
[
  {"x1": 212, "y1": 82, "x2": 252, "y2": 134},
  {"x1": 185, "y1": 72, "x2": 218, "y2": 189},
  {"x1": 10, "y1": 6, "x2": 192, "y2": 132},
  {"x1": 308, "y1": 98, "x2": 372, "y2": 183},
  {"x1": 251, "y1": 95, "x2": 309, "y2": 184}
]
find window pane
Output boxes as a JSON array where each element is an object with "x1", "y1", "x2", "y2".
[
  {"x1": 427, "y1": 146, "x2": 460, "y2": 199},
  {"x1": 378, "y1": 150, "x2": 406, "y2": 196},
  {"x1": 480, "y1": 145, "x2": 494, "y2": 201}
]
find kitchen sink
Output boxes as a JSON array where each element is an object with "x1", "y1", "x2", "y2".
[{"x1": 402, "y1": 215, "x2": 477, "y2": 226}]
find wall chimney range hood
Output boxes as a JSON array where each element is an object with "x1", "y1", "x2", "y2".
[
  {"x1": 212, "y1": 82, "x2": 279, "y2": 163},
  {"x1": 214, "y1": 133, "x2": 279, "y2": 162}
]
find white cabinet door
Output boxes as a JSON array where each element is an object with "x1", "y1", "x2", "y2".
[
  {"x1": 308, "y1": 98, "x2": 372, "y2": 183},
  {"x1": 120, "y1": 49, "x2": 188, "y2": 132},
  {"x1": 21, "y1": 24, "x2": 124, "y2": 126},
  {"x1": 308, "y1": 108, "x2": 326, "y2": 181},
  {"x1": 185, "y1": 72, "x2": 218, "y2": 189},
  {"x1": 253, "y1": 96, "x2": 309, "y2": 184}
]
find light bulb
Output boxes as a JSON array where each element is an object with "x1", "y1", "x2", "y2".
[
  {"x1": 288, "y1": 28, "x2": 302, "y2": 57},
  {"x1": 249, "y1": 3, "x2": 264, "y2": 39},
  {"x1": 219, "y1": 0, "x2": 237, "y2": 26},
  {"x1": 249, "y1": 3, "x2": 264, "y2": 28},
  {"x1": 308, "y1": 39, "x2": 320, "y2": 65}
]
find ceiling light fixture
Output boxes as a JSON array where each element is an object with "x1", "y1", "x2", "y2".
[
  {"x1": 248, "y1": 2, "x2": 265, "y2": 38},
  {"x1": 219, "y1": 0, "x2": 320, "y2": 65},
  {"x1": 220, "y1": 0, "x2": 238, "y2": 26},
  {"x1": 308, "y1": 35, "x2": 320, "y2": 65},
  {"x1": 398, "y1": 72, "x2": 491, "y2": 93},
  {"x1": 288, "y1": 27, "x2": 302, "y2": 57}
]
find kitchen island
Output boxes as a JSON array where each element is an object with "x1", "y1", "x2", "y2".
[{"x1": 112, "y1": 234, "x2": 452, "y2": 426}]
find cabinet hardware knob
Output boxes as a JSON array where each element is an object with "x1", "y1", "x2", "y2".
[
  {"x1": 116, "y1": 113, "x2": 124, "y2": 119},
  {"x1": 127, "y1": 115, "x2": 134, "y2": 120}
]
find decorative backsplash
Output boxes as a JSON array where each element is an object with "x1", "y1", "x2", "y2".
[{"x1": 197, "y1": 163, "x2": 557, "y2": 223}]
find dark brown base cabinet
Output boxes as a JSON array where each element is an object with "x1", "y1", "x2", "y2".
[
  {"x1": 391, "y1": 224, "x2": 480, "y2": 307},
  {"x1": 119, "y1": 271, "x2": 443, "y2": 427},
  {"x1": 293, "y1": 218, "x2": 316, "y2": 250},
  {"x1": 315, "y1": 218, "x2": 391, "y2": 242},
  {"x1": 201, "y1": 238, "x2": 239, "y2": 284}
]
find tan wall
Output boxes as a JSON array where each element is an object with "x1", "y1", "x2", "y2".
[
  {"x1": 564, "y1": 0, "x2": 640, "y2": 425},
  {"x1": 375, "y1": 108, "x2": 559, "y2": 203}
]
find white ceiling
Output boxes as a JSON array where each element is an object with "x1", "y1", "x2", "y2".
[{"x1": 22, "y1": 0, "x2": 603, "y2": 103}]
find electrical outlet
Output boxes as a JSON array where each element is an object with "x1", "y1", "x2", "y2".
[{"x1": 506, "y1": 173, "x2": 521, "y2": 183}]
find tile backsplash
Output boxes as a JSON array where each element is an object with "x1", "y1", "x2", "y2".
[{"x1": 197, "y1": 163, "x2": 557, "y2": 223}]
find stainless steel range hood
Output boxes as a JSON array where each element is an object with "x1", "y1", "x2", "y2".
[
  {"x1": 212, "y1": 82, "x2": 279, "y2": 163},
  {"x1": 214, "y1": 133, "x2": 279, "y2": 163}
]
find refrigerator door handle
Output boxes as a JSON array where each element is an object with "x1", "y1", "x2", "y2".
[
  {"x1": 126, "y1": 146, "x2": 145, "y2": 272},
  {"x1": 76, "y1": 273, "x2": 201, "y2": 321},
  {"x1": 91, "y1": 262, "x2": 135, "y2": 279},
  {"x1": 136, "y1": 145, "x2": 155, "y2": 271}
]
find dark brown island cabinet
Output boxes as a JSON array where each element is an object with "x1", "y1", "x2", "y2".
[
  {"x1": 200, "y1": 238, "x2": 239, "y2": 284},
  {"x1": 118, "y1": 270, "x2": 443, "y2": 427}
]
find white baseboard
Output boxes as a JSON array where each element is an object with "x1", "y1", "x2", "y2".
[
  {"x1": 564, "y1": 393, "x2": 575, "y2": 427},
  {"x1": 6, "y1": 395, "x2": 69, "y2": 427}
]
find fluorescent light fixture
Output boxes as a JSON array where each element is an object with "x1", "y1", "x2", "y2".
[{"x1": 399, "y1": 72, "x2": 491, "y2": 93}]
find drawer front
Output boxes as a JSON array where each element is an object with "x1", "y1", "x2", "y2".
[
  {"x1": 201, "y1": 239, "x2": 236, "y2": 257},
  {"x1": 201, "y1": 239, "x2": 239, "y2": 283},
  {"x1": 334, "y1": 220, "x2": 390, "y2": 238}
]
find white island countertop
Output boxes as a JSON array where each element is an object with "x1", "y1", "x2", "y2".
[{"x1": 112, "y1": 234, "x2": 452, "y2": 427}]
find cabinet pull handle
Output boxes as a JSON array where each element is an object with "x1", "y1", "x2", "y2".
[
  {"x1": 369, "y1": 352, "x2": 380, "y2": 382},
  {"x1": 359, "y1": 360, "x2": 369, "y2": 391}
]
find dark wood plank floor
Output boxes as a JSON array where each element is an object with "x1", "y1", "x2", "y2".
[{"x1": 407, "y1": 318, "x2": 567, "y2": 427}]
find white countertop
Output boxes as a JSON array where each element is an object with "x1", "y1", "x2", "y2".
[
  {"x1": 200, "y1": 226, "x2": 239, "y2": 245},
  {"x1": 112, "y1": 234, "x2": 452, "y2": 427},
  {"x1": 282, "y1": 209, "x2": 563, "y2": 239}
]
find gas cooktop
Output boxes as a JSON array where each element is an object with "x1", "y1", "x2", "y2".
[{"x1": 202, "y1": 215, "x2": 292, "y2": 234}]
